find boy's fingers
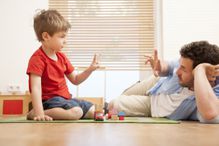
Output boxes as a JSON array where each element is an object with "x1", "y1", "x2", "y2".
[
  {"x1": 92, "y1": 54, "x2": 97, "y2": 63},
  {"x1": 33, "y1": 115, "x2": 52, "y2": 121},
  {"x1": 93, "y1": 54, "x2": 100, "y2": 64},
  {"x1": 45, "y1": 115, "x2": 53, "y2": 121}
]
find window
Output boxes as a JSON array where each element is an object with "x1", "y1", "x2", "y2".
[{"x1": 49, "y1": 0, "x2": 155, "y2": 70}]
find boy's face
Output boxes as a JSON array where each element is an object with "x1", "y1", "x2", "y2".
[
  {"x1": 45, "y1": 31, "x2": 67, "y2": 52},
  {"x1": 176, "y1": 57, "x2": 194, "y2": 89}
]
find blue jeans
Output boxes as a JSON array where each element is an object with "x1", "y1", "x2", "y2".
[{"x1": 43, "y1": 96, "x2": 93, "y2": 118}]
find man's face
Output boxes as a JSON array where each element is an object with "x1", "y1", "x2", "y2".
[{"x1": 176, "y1": 57, "x2": 194, "y2": 89}]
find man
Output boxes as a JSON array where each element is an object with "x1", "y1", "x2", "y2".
[
  {"x1": 168, "y1": 63, "x2": 219, "y2": 123},
  {"x1": 108, "y1": 41, "x2": 219, "y2": 123}
]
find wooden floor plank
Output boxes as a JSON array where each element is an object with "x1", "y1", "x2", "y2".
[{"x1": 0, "y1": 122, "x2": 218, "y2": 146}]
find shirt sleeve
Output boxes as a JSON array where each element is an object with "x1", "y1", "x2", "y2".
[
  {"x1": 26, "y1": 56, "x2": 45, "y2": 76},
  {"x1": 166, "y1": 59, "x2": 180, "y2": 76},
  {"x1": 214, "y1": 84, "x2": 219, "y2": 97}
]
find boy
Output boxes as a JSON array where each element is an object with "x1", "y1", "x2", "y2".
[{"x1": 26, "y1": 9, "x2": 99, "y2": 121}]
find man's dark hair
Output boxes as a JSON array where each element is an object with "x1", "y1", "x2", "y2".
[{"x1": 180, "y1": 41, "x2": 219, "y2": 69}]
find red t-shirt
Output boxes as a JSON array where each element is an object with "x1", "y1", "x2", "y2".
[{"x1": 26, "y1": 47, "x2": 74, "y2": 100}]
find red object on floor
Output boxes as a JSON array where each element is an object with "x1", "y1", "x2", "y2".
[
  {"x1": 119, "y1": 116, "x2": 124, "y2": 120},
  {"x1": 94, "y1": 111, "x2": 104, "y2": 121},
  {"x1": 3, "y1": 100, "x2": 23, "y2": 114},
  {"x1": 107, "y1": 113, "x2": 111, "y2": 119}
]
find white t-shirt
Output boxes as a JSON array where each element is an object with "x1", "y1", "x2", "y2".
[{"x1": 150, "y1": 87, "x2": 194, "y2": 117}]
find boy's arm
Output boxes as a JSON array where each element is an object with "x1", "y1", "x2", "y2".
[
  {"x1": 66, "y1": 54, "x2": 100, "y2": 85},
  {"x1": 193, "y1": 63, "x2": 219, "y2": 120},
  {"x1": 30, "y1": 74, "x2": 52, "y2": 121}
]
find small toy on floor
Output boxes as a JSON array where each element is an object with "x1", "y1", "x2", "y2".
[
  {"x1": 118, "y1": 111, "x2": 125, "y2": 120},
  {"x1": 107, "y1": 108, "x2": 126, "y2": 120},
  {"x1": 94, "y1": 104, "x2": 104, "y2": 121}
]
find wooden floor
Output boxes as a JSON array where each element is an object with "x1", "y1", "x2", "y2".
[{"x1": 0, "y1": 121, "x2": 219, "y2": 146}]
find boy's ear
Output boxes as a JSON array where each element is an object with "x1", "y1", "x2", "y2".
[{"x1": 42, "y1": 32, "x2": 50, "y2": 41}]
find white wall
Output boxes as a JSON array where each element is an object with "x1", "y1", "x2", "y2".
[
  {"x1": 1, "y1": 0, "x2": 219, "y2": 101},
  {"x1": 0, "y1": 0, "x2": 48, "y2": 92},
  {"x1": 162, "y1": 0, "x2": 219, "y2": 60},
  {"x1": 0, "y1": 0, "x2": 139, "y2": 101}
]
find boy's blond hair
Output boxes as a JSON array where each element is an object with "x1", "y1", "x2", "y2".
[{"x1": 34, "y1": 9, "x2": 71, "y2": 42}]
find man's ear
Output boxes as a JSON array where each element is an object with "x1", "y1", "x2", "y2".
[{"x1": 42, "y1": 32, "x2": 50, "y2": 41}]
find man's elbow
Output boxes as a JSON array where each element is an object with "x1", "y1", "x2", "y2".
[{"x1": 199, "y1": 110, "x2": 219, "y2": 121}]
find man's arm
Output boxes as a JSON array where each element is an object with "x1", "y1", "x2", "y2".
[
  {"x1": 145, "y1": 49, "x2": 169, "y2": 77},
  {"x1": 193, "y1": 63, "x2": 219, "y2": 120}
]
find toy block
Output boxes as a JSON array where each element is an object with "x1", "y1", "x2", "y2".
[
  {"x1": 118, "y1": 111, "x2": 125, "y2": 120},
  {"x1": 111, "y1": 114, "x2": 119, "y2": 120},
  {"x1": 106, "y1": 113, "x2": 111, "y2": 119}
]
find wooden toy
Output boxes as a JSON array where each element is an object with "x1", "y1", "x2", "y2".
[
  {"x1": 94, "y1": 104, "x2": 104, "y2": 121},
  {"x1": 118, "y1": 111, "x2": 125, "y2": 120},
  {"x1": 109, "y1": 108, "x2": 119, "y2": 120},
  {"x1": 111, "y1": 114, "x2": 119, "y2": 120},
  {"x1": 106, "y1": 113, "x2": 111, "y2": 119}
]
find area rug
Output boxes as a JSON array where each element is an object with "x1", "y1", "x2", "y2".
[{"x1": 0, "y1": 116, "x2": 179, "y2": 124}]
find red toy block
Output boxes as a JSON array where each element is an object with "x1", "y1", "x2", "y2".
[
  {"x1": 119, "y1": 116, "x2": 124, "y2": 120},
  {"x1": 118, "y1": 111, "x2": 125, "y2": 120}
]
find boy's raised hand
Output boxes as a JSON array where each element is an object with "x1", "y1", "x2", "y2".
[
  {"x1": 89, "y1": 54, "x2": 100, "y2": 72},
  {"x1": 144, "y1": 49, "x2": 161, "y2": 77}
]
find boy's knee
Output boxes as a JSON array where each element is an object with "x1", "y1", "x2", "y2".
[{"x1": 69, "y1": 107, "x2": 83, "y2": 120}]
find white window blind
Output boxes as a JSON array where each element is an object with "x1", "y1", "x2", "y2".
[{"x1": 49, "y1": 0, "x2": 155, "y2": 70}]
